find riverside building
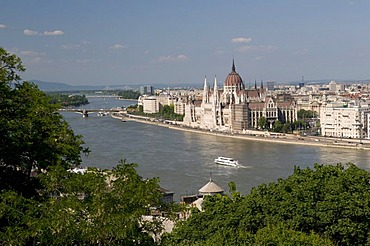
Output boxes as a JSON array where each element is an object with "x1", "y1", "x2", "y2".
[
  {"x1": 320, "y1": 103, "x2": 370, "y2": 139},
  {"x1": 183, "y1": 61, "x2": 297, "y2": 132}
]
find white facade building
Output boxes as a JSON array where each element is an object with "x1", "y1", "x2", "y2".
[
  {"x1": 142, "y1": 97, "x2": 159, "y2": 114},
  {"x1": 320, "y1": 105, "x2": 370, "y2": 139},
  {"x1": 328, "y1": 81, "x2": 345, "y2": 93},
  {"x1": 174, "y1": 100, "x2": 186, "y2": 115}
]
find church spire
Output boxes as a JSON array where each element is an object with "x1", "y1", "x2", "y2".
[
  {"x1": 213, "y1": 75, "x2": 218, "y2": 105},
  {"x1": 213, "y1": 76, "x2": 218, "y2": 92},
  {"x1": 232, "y1": 58, "x2": 236, "y2": 72},
  {"x1": 202, "y1": 76, "x2": 209, "y2": 103}
]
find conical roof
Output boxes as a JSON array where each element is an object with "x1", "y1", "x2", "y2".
[{"x1": 199, "y1": 177, "x2": 224, "y2": 195}]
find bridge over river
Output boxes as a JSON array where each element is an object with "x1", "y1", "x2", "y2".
[{"x1": 60, "y1": 108, "x2": 125, "y2": 117}]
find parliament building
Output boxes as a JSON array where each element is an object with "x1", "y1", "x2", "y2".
[{"x1": 183, "y1": 61, "x2": 297, "y2": 133}]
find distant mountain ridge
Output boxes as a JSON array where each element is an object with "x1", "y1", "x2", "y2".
[
  {"x1": 29, "y1": 79, "x2": 370, "y2": 92},
  {"x1": 29, "y1": 80, "x2": 203, "y2": 91},
  {"x1": 30, "y1": 80, "x2": 112, "y2": 91}
]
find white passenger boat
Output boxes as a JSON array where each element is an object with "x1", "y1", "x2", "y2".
[
  {"x1": 214, "y1": 156, "x2": 239, "y2": 167},
  {"x1": 97, "y1": 111, "x2": 108, "y2": 117}
]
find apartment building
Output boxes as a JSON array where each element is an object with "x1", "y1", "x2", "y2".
[
  {"x1": 320, "y1": 104, "x2": 370, "y2": 139},
  {"x1": 142, "y1": 97, "x2": 159, "y2": 114}
]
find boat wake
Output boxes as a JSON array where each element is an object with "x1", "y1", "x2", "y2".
[{"x1": 237, "y1": 165, "x2": 253, "y2": 169}]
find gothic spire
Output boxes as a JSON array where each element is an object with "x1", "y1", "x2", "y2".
[
  {"x1": 202, "y1": 76, "x2": 209, "y2": 103},
  {"x1": 232, "y1": 58, "x2": 236, "y2": 72},
  {"x1": 213, "y1": 75, "x2": 218, "y2": 92},
  {"x1": 213, "y1": 75, "x2": 218, "y2": 105}
]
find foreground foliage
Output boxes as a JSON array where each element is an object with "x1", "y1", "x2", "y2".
[
  {"x1": 0, "y1": 47, "x2": 87, "y2": 197},
  {"x1": 163, "y1": 163, "x2": 370, "y2": 246},
  {"x1": 0, "y1": 161, "x2": 163, "y2": 245},
  {"x1": 0, "y1": 47, "x2": 166, "y2": 245}
]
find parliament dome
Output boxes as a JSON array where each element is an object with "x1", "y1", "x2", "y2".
[{"x1": 224, "y1": 60, "x2": 244, "y2": 89}]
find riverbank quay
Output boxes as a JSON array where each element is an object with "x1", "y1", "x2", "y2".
[{"x1": 111, "y1": 113, "x2": 370, "y2": 150}]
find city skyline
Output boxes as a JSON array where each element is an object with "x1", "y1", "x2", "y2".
[{"x1": 1, "y1": 0, "x2": 370, "y2": 86}]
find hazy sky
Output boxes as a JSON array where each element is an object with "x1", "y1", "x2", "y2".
[{"x1": 1, "y1": 0, "x2": 369, "y2": 86}]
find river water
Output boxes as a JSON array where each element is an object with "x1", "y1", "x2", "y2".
[{"x1": 62, "y1": 97, "x2": 370, "y2": 201}]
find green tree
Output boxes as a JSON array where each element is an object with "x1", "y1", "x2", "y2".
[
  {"x1": 118, "y1": 90, "x2": 141, "y2": 99},
  {"x1": 0, "y1": 47, "x2": 24, "y2": 83},
  {"x1": 162, "y1": 193, "x2": 252, "y2": 246},
  {"x1": 160, "y1": 105, "x2": 173, "y2": 115},
  {"x1": 138, "y1": 104, "x2": 144, "y2": 113},
  {"x1": 0, "y1": 47, "x2": 87, "y2": 196},
  {"x1": 0, "y1": 48, "x2": 166, "y2": 245},
  {"x1": 283, "y1": 122, "x2": 291, "y2": 133},
  {"x1": 239, "y1": 163, "x2": 370, "y2": 245},
  {"x1": 164, "y1": 163, "x2": 370, "y2": 246},
  {"x1": 297, "y1": 109, "x2": 317, "y2": 120},
  {"x1": 257, "y1": 116, "x2": 267, "y2": 130},
  {"x1": 1, "y1": 161, "x2": 164, "y2": 245},
  {"x1": 0, "y1": 190, "x2": 39, "y2": 245},
  {"x1": 292, "y1": 119, "x2": 306, "y2": 130},
  {"x1": 273, "y1": 120, "x2": 283, "y2": 132},
  {"x1": 254, "y1": 223, "x2": 333, "y2": 246},
  {"x1": 48, "y1": 93, "x2": 89, "y2": 107}
]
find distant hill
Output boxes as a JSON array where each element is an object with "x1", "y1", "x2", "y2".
[
  {"x1": 28, "y1": 79, "x2": 370, "y2": 92},
  {"x1": 29, "y1": 80, "x2": 203, "y2": 92},
  {"x1": 29, "y1": 80, "x2": 105, "y2": 91}
]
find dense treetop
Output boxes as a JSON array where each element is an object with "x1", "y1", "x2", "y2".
[
  {"x1": 1, "y1": 161, "x2": 164, "y2": 245},
  {"x1": 0, "y1": 47, "x2": 88, "y2": 197},
  {"x1": 117, "y1": 90, "x2": 141, "y2": 100},
  {"x1": 47, "y1": 93, "x2": 89, "y2": 107},
  {"x1": 0, "y1": 47, "x2": 166, "y2": 245},
  {"x1": 163, "y1": 163, "x2": 370, "y2": 245}
]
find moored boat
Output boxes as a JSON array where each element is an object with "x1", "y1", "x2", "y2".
[
  {"x1": 97, "y1": 111, "x2": 108, "y2": 117},
  {"x1": 214, "y1": 156, "x2": 239, "y2": 167}
]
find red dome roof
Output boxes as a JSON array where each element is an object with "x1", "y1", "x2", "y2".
[{"x1": 224, "y1": 60, "x2": 244, "y2": 88}]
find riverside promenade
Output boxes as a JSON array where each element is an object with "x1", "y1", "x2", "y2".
[{"x1": 111, "y1": 113, "x2": 370, "y2": 150}]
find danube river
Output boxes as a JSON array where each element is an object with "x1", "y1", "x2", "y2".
[{"x1": 63, "y1": 97, "x2": 370, "y2": 201}]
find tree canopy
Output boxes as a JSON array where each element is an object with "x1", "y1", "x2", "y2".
[
  {"x1": 47, "y1": 93, "x2": 89, "y2": 107},
  {"x1": 0, "y1": 47, "x2": 87, "y2": 196},
  {"x1": 0, "y1": 161, "x2": 164, "y2": 245},
  {"x1": 297, "y1": 109, "x2": 317, "y2": 119},
  {"x1": 0, "y1": 48, "x2": 168, "y2": 245},
  {"x1": 257, "y1": 116, "x2": 267, "y2": 130},
  {"x1": 163, "y1": 163, "x2": 370, "y2": 245},
  {"x1": 118, "y1": 90, "x2": 141, "y2": 100}
]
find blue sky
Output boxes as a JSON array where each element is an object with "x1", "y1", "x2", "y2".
[{"x1": 1, "y1": 0, "x2": 369, "y2": 86}]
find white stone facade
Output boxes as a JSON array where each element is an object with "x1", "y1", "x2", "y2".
[
  {"x1": 143, "y1": 97, "x2": 159, "y2": 114},
  {"x1": 174, "y1": 100, "x2": 186, "y2": 115},
  {"x1": 183, "y1": 61, "x2": 297, "y2": 132},
  {"x1": 320, "y1": 105, "x2": 370, "y2": 139}
]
